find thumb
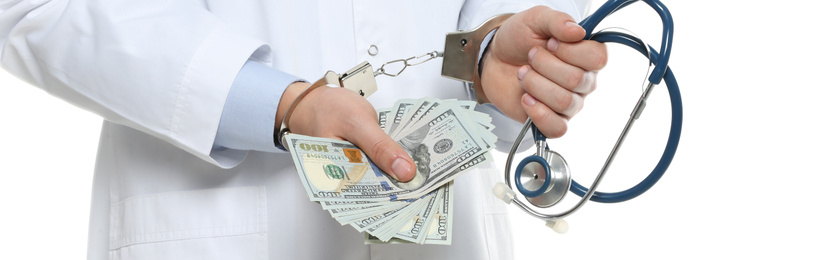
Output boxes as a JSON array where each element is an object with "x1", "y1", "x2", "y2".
[
  {"x1": 525, "y1": 6, "x2": 586, "y2": 42},
  {"x1": 347, "y1": 124, "x2": 417, "y2": 182}
]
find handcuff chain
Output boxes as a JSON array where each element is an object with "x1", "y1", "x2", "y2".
[{"x1": 373, "y1": 51, "x2": 443, "y2": 77}]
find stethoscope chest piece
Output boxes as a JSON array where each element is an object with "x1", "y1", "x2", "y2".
[{"x1": 514, "y1": 125, "x2": 572, "y2": 208}]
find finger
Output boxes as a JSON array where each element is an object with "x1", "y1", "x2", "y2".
[
  {"x1": 528, "y1": 46, "x2": 596, "y2": 96},
  {"x1": 521, "y1": 93, "x2": 569, "y2": 138},
  {"x1": 345, "y1": 120, "x2": 417, "y2": 182},
  {"x1": 552, "y1": 39, "x2": 608, "y2": 71},
  {"x1": 518, "y1": 65, "x2": 584, "y2": 118},
  {"x1": 525, "y1": 6, "x2": 586, "y2": 42}
]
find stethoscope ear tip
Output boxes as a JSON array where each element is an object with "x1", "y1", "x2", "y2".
[
  {"x1": 546, "y1": 218, "x2": 569, "y2": 234},
  {"x1": 493, "y1": 182, "x2": 516, "y2": 204}
]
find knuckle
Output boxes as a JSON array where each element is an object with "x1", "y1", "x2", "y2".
[
  {"x1": 556, "y1": 92, "x2": 574, "y2": 113},
  {"x1": 523, "y1": 6, "x2": 545, "y2": 26},
  {"x1": 535, "y1": 116, "x2": 567, "y2": 138},
  {"x1": 529, "y1": 5, "x2": 552, "y2": 15},
  {"x1": 565, "y1": 70, "x2": 584, "y2": 91},
  {"x1": 529, "y1": 50, "x2": 545, "y2": 68},
  {"x1": 520, "y1": 75, "x2": 535, "y2": 93},
  {"x1": 592, "y1": 44, "x2": 609, "y2": 70},
  {"x1": 550, "y1": 121, "x2": 569, "y2": 137},
  {"x1": 368, "y1": 138, "x2": 392, "y2": 161},
  {"x1": 588, "y1": 78, "x2": 598, "y2": 93},
  {"x1": 533, "y1": 113, "x2": 549, "y2": 130}
]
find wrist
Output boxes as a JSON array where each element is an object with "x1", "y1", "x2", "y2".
[
  {"x1": 275, "y1": 81, "x2": 310, "y2": 129},
  {"x1": 274, "y1": 81, "x2": 310, "y2": 148},
  {"x1": 475, "y1": 50, "x2": 493, "y2": 104},
  {"x1": 475, "y1": 29, "x2": 498, "y2": 104}
]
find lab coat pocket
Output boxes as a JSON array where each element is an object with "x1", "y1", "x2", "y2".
[{"x1": 108, "y1": 186, "x2": 268, "y2": 260}]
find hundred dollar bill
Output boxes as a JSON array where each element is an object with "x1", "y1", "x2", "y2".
[
  {"x1": 399, "y1": 102, "x2": 482, "y2": 142},
  {"x1": 390, "y1": 99, "x2": 442, "y2": 139},
  {"x1": 329, "y1": 194, "x2": 433, "y2": 225},
  {"x1": 469, "y1": 111, "x2": 497, "y2": 145},
  {"x1": 286, "y1": 134, "x2": 421, "y2": 201},
  {"x1": 365, "y1": 181, "x2": 454, "y2": 245},
  {"x1": 422, "y1": 181, "x2": 453, "y2": 244},
  {"x1": 390, "y1": 107, "x2": 490, "y2": 199},
  {"x1": 377, "y1": 108, "x2": 391, "y2": 131},
  {"x1": 351, "y1": 202, "x2": 416, "y2": 233},
  {"x1": 390, "y1": 186, "x2": 443, "y2": 243},
  {"x1": 388, "y1": 98, "x2": 437, "y2": 138},
  {"x1": 320, "y1": 200, "x2": 390, "y2": 211},
  {"x1": 358, "y1": 192, "x2": 439, "y2": 237},
  {"x1": 369, "y1": 190, "x2": 438, "y2": 241},
  {"x1": 399, "y1": 151, "x2": 490, "y2": 200},
  {"x1": 330, "y1": 202, "x2": 407, "y2": 225},
  {"x1": 325, "y1": 196, "x2": 431, "y2": 223},
  {"x1": 384, "y1": 99, "x2": 417, "y2": 135}
]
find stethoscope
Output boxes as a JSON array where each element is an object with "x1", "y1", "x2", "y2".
[{"x1": 490, "y1": 0, "x2": 682, "y2": 233}]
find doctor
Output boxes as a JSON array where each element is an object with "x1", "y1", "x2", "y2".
[{"x1": 0, "y1": 0, "x2": 605, "y2": 259}]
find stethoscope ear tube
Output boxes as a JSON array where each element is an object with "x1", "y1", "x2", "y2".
[
  {"x1": 568, "y1": 31, "x2": 682, "y2": 203},
  {"x1": 580, "y1": 0, "x2": 674, "y2": 84}
]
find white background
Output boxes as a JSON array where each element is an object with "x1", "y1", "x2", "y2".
[{"x1": 1, "y1": 1, "x2": 820, "y2": 259}]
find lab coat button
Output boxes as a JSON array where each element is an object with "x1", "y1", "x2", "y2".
[{"x1": 368, "y1": 45, "x2": 379, "y2": 56}]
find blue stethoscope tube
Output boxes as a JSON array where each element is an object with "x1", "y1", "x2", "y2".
[
  {"x1": 568, "y1": 31, "x2": 682, "y2": 203},
  {"x1": 568, "y1": 0, "x2": 680, "y2": 203},
  {"x1": 580, "y1": 0, "x2": 673, "y2": 85},
  {"x1": 503, "y1": 0, "x2": 681, "y2": 222}
]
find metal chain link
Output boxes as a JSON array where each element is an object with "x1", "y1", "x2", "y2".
[{"x1": 372, "y1": 51, "x2": 443, "y2": 77}]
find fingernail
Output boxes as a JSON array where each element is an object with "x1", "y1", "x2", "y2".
[
  {"x1": 566, "y1": 21, "x2": 586, "y2": 34},
  {"x1": 528, "y1": 47, "x2": 537, "y2": 61},
  {"x1": 522, "y1": 93, "x2": 537, "y2": 106},
  {"x1": 547, "y1": 38, "x2": 558, "y2": 52},
  {"x1": 391, "y1": 158, "x2": 412, "y2": 181},
  {"x1": 517, "y1": 66, "x2": 528, "y2": 81}
]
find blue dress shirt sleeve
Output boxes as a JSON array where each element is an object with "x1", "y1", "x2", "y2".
[{"x1": 212, "y1": 61, "x2": 302, "y2": 153}]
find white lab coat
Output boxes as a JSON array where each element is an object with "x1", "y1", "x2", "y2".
[{"x1": 0, "y1": 0, "x2": 588, "y2": 259}]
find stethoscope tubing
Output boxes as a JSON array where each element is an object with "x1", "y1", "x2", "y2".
[
  {"x1": 569, "y1": 31, "x2": 682, "y2": 203},
  {"x1": 580, "y1": 0, "x2": 673, "y2": 84}
]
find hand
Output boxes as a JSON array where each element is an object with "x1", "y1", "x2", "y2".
[
  {"x1": 276, "y1": 82, "x2": 416, "y2": 182},
  {"x1": 479, "y1": 6, "x2": 608, "y2": 137}
]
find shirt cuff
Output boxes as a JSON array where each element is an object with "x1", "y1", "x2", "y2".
[
  {"x1": 477, "y1": 29, "x2": 497, "y2": 77},
  {"x1": 212, "y1": 60, "x2": 302, "y2": 154}
]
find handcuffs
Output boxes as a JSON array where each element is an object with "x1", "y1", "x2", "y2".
[{"x1": 276, "y1": 14, "x2": 513, "y2": 150}]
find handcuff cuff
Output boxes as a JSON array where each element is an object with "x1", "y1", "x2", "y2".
[{"x1": 275, "y1": 14, "x2": 513, "y2": 150}]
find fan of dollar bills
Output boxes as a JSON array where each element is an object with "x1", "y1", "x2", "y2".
[{"x1": 285, "y1": 98, "x2": 496, "y2": 244}]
